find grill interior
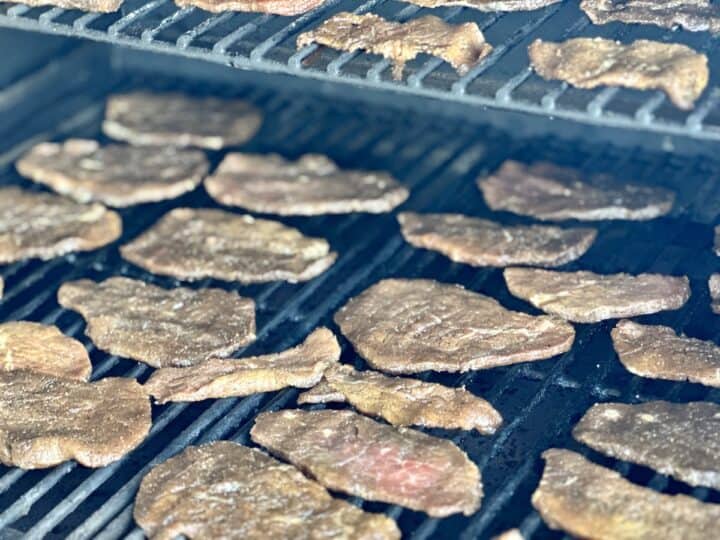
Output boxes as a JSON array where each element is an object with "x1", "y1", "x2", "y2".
[
  {"x1": 2, "y1": 0, "x2": 720, "y2": 144},
  {"x1": 0, "y1": 41, "x2": 719, "y2": 540}
]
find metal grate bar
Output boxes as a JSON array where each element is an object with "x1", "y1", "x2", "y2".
[
  {"x1": 141, "y1": 6, "x2": 194, "y2": 42},
  {"x1": 176, "y1": 11, "x2": 232, "y2": 48},
  {"x1": 108, "y1": 0, "x2": 167, "y2": 36},
  {"x1": 451, "y1": 3, "x2": 562, "y2": 95}
]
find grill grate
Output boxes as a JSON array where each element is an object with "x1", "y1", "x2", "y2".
[
  {"x1": 0, "y1": 54, "x2": 719, "y2": 540},
  {"x1": 2, "y1": 0, "x2": 720, "y2": 143}
]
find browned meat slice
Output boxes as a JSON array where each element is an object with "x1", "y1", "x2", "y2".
[
  {"x1": 134, "y1": 441, "x2": 400, "y2": 540},
  {"x1": 17, "y1": 139, "x2": 208, "y2": 207},
  {"x1": 532, "y1": 449, "x2": 720, "y2": 540},
  {"x1": 297, "y1": 379, "x2": 346, "y2": 404},
  {"x1": 121, "y1": 208, "x2": 336, "y2": 283},
  {"x1": 504, "y1": 268, "x2": 689, "y2": 323},
  {"x1": 5, "y1": 0, "x2": 121, "y2": 12},
  {"x1": 297, "y1": 13, "x2": 493, "y2": 80},
  {"x1": 334, "y1": 279, "x2": 574, "y2": 374},
  {"x1": 611, "y1": 319, "x2": 720, "y2": 387},
  {"x1": 574, "y1": 401, "x2": 720, "y2": 490},
  {"x1": 205, "y1": 153, "x2": 409, "y2": 215},
  {"x1": 297, "y1": 364, "x2": 502, "y2": 433},
  {"x1": 477, "y1": 161, "x2": 675, "y2": 221},
  {"x1": 144, "y1": 328, "x2": 339, "y2": 403},
  {"x1": 398, "y1": 212, "x2": 596, "y2": 267},
  {"x1": 251, "y1": 409, "x2": 482, "y2": 517},
  {"x1": 528, "y1": 38, "x2": 708, "y2": 110},
  {"x1": 103, "y1": 92, "x2": 262, "y2": 150},
  {"x1": 0, "y1": 187, "x2": 121, "y2": 264},
  {"x1": 710, "y1": 273, "x2": 720, "y2": 313},
  {"x1": 0, "y1": 370, "x2": 150, "y2": 469},
  {"x1": 0, "y1": 322, "x2": 91, "y2": 381},
  {"x1": 58, "y1": 277, "x2": 255, "y2": 368},
  {"x1": 714, "y1": 225, "x2": 720, "y2": 255},
  {"x1": 405, "y1": 0, "x2": 558, "y2": 10},
  {"x1": 581, "y1": 0, "x2": 720, "y2": 33},
  {"x1": 175, "y1": 0, "x2": 326, "y2": 15}
]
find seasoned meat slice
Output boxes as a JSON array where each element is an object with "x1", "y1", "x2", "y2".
[
  {"x1": 205, "y1": 153, "x2": 408, "y2": 215},
  {"x1": 714, "y1": 225, "x2": 720, "y2": 255},
  {"x1": 0, "y1": 370, "x2": 150, "y2": 469},
  {"x1": 4, "y1": 0, "x2": 121, "y2": 11},
  {"x1": 0, "y1": 187, "x2": 121, "y2": 263},
  {"x1": 398, "y1": 212, "x2": 596, "y2": 267},
  {"x1": 175, "y1": 0, "x2": 327, "y2": 16},
  {"x1": 493, "y1": 530, "x2": 524, "y2": 540},
  {"x1": 529, "y1": 38, "x2": 708, "y2": 110},
  {"x1": 504, "y1": 268, "x2": 690, "y2": 323},
  {"x1": 297, "y1": 13, "x2": 493, "y2": 79},
  {"x1": 121, "y1": 208, "x2": 336, "y2": 283},
  {"x1": 581, "y1": 0, "x2": 720, "y2": 33},
  {"x1": 103, "y1": 92, "x2": 262, "y2": 150},
  {"x1": 532, "y1": 449, "x2": 720, "y2": 540},
  {"x1": 58, "y1": 277, "x2": 255, "y2": 368},
  {"x1": 297, "y1": 379, "x2": 347, "y2": 404},
  {"x1": 134, "y1": 441, "x2": 400, "y2": 540},
  {"x1": 477, "y1": 161, "x2": 675, "y2": 221},
  {"x1": 298, "y1": 364, "x2": 502, "y2": 433},
  {"x1": 710, "y1": 273, "x2": 720, "y2": 313},
  {"x1": 0, "y1": 322, "x2": 91, "y2": 381},
  {"x1": 251, "y1": 409, "x2": 482, "y2": 517},
  {"x1": 405, "y1": 0, "x2": 558, "y2": 10},
  {"x1": 574, "y1": 401, "x2": 720, "y2": 490},
  {"x1": 144, "y1": 328, "x2": 340, "y2": 403},
  {"x1": 334, "y1": 279, "x2": 574, "y2": 374},
  {"x1": 17, "y1": 139, "x2": 208, "y2": 207},
  {"x1": 611, "y1": 319, "x2": 720, "y2": 387}
]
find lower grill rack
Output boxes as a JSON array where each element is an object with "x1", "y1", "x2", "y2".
[{"x1": 0, "y1": 63, "x2": 718, "y2": 539}]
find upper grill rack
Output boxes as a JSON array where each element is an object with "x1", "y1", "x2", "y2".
[{"x1": 2, "y1": 0, "x2": 720, "y2": 142}]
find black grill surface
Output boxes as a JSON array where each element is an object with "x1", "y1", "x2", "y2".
[
  {"x1": 0, "y1": 50, "x2": 719, "y2": 540},
  {"x1": 2, "y1": 0, "x2": 720, "y2": 143}
]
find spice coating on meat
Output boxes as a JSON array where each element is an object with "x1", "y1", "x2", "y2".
[
  {"x1": 58, "y1": 277, "x2": 255, "y2": 368},
  {"x1": 611, "y1": 319, "x2": 720, "y2": 387},
  {"x1": 710, "y1": 273, "x2": 720, "y2": 313},
  {"x1": 5, "y1": 0, "x2": 122, "y2": 11},
  {"x1": 205, "y1": 153, "x2": 408, "y2": 215},
  {"x1": 581, "y1": 0, "x2": 720, "y2": 33},
  {"x1": 398, "y1": 212, "x2": 596, "y2": 267},
  {"x1": 120, "y1": 208, "x2": 336, "y2": 283},
  {"x1": 477, "y1": 161, "x2": 675, "y2": 221},
  {"x1": 334, "y1": 279, "x2": 574, "y2": 374},
  {"x1": 251, "y1": 409, "x2": 482, "y2": 517},
  {"x1": 134, "y1": 441, "x2": 400, "y2": 540},
  {"x1": 103, "y1": 92, "x2": 262, "y2": 150},
  {"x1": 532, "y1": 449, "x2": 720, "y2": 540},
  {"x1": 574, "y1": 401, "x2": 720, "y2": 490},
  {"x1": 144, "y1": 328, "x2": 339, "y2": 403},
  {"x1": 0, "y1": 187, "x2": 121, "y2": 264},
  {"x1": 175, "y1": 0, "x2": 327, "y2": 15},
  {"x1": 528, "y1": 38, "x2": 708, "y2": 110},
  {"x1": 297, "y1": 13, "x2": 493, "y2": 80},
  {"x1": 0, "y1": 322, "x2": 91, "y2": 381},
  {"x1": 17, "y1": 139, "x2": 209, "y2": 207},
  {"x1": 298, "y1": 364, "x2": 502, "y2": 433},
  {"x1": 504, "y1": 268, "x2": 690, "y2": 323},
  {"x1": 405, "y1": 0, "x2": 558, "y2": 11},
  {"x1": 0, "y1": 370, "x2": 150, "y2": 469}
]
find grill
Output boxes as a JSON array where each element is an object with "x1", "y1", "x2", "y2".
[
  {"x1": 0, "y1": 7, "x2": 720, "y2": 540},
  {"x1": 2, "y1": 0, "x2": 720, "y2": 147}
]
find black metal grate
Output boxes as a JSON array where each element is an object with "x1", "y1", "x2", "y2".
[
  {"x1": 0, "y1": 50, "x2": 719, "y2": 540},
  {"x1": 3, "y1": 0, "x2": 720, "y2": 143}
]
